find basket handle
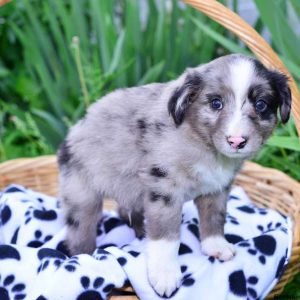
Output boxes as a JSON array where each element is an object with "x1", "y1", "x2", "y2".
[
  {"x1": 184, "y1": 0, "x2": 300, "y2": 136},
  {"x1": 0, "y1": 0, "x2": 10, "y2": 6}
]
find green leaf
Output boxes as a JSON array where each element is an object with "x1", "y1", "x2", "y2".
[
  {"x1": 138, "y1": 61, "x2": 165, "y2": 85},
  {"x1": 107, "y1": 30, "x2": 126, "y2": 75},
  {"x1": 31, "y1": 109, "x2": 66, "y2": 139},
  {"x1": 254, "y1": 0, "x2": 300, "y2": 66},
  {"x1": 191, "y1": 16, "x2": 251, "y2": 56},
  {"x1": 267, "y1": 136, "x2": 300, "y2": 151}
]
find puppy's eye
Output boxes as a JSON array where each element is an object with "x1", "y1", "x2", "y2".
[
  {"x1": 210, "y1": 98, "x2": 223, "y2": 110},
  {"x1": 255, "y1": 99, "x2": 268, "y2": 113}
]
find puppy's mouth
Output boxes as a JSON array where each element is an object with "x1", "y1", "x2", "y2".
[{"x1": 221, "y1": 149, "x2": 253, "y2": 159}]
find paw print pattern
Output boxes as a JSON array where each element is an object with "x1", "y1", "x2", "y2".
[
  {"x1": 226, "y1": 213, "x2": 239, "y2": 225},
  {"x1": 180, "y1": 265, "x2": 195, "y2": 287},
  {"x1": 229, "y1": 270, "x2": 259, "y2": 299},
  {"x1": 0, "y1": 205, "x2": 12, "y2": 225},
  {"x1": 76, "y1": 275, "x2": 115, "y2": 300},
  {"x1": 37, "y1": 258, "x2": 63, "y2": 273},
  {"x1": 276, "y1": 254, "x2": 288, "y2": 280},
  {"x1": 103, "y1": 217, "x2": 125, "y2": 234},
  {"x1": 0, "y1": 274, "x2": 26, "y2": 300},
  {"x1": 225, "y1": 234, "x2": 244, "y2": 244},
  {"x1": 207, "y1": 256, "x2": 225, "y2": 264},
  {"x1": 182, "y1": 218, "x2": 199, "y2": 239},
  {"x1": 27, "y1": 230, "x2": 53, "y2": 248},
  {"x1": 93, "y1": 248, "x2": 110, "y2": 261},
  {"x1": 237, "y1": 205, "x2": 268, "y2": 215},
  {"x1": 257, "y1": 221, "x2": 283, "y2": 234},
  {"x1": 0, "y1": 245, "x2": 21, "y2": 261},
  {"x1": 24, "y1": 207, "x2": 57, "y2": 224},
  {"x1": 64, "y1": 256, "x2": 80, "y2": 272},
  {"x1": 239, "y1": 234, "x2": 276, "y2": 264},
  {"x1": 178, "y1": 243, "x2": 193, "y2": 255},
  {"x1": 3, "y1": 186, "x2": 24, "y2": 193},
  {"x1": 117, "y1": 257, "x2": 127, "y2": 266},
  {"x1": 10, "y1": 227, "x2": 20, "y2": 244},
  {"x1": 37, "y1": 248, "x2": 67, "y2": 273}
]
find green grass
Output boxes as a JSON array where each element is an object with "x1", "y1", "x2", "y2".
[{"x1": 0, "y1": 0, "x2": 299, "y2": 295}]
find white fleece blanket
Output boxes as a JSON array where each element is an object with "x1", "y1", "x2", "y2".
[{"x1": 0, "y1": 184, "x2": 292, "y2": 300}]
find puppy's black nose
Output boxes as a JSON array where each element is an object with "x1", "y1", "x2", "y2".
[{"x1": 227, "y1": 136, "x2": 248, "y2": 149}]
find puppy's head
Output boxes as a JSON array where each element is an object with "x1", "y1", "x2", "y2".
[{"x1": 168, "y1": 54, "x2": 291, "y2": 159}]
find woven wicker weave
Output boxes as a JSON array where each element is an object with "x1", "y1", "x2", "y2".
[{"x1": 0, "y1": 0, "x2": 300, "y2": 299}]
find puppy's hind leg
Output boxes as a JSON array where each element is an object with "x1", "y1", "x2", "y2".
[
  {"x1": 118, "y1": 207, "x2": 145, "y2": 238},
  {"x1": 60, "y1": 171, "x2": 103, "y2": 255}
]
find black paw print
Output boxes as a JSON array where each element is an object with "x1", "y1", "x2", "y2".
[
  {"x1": 237, "y1": 205, "x2": 268, "y2": 215},
  {"x1": 36, "y1": 296, "x2": 47, "y2": 300},
  {"x1": 180, "y1": 265, "x2": 195, "y2": 287},
  {"x1": 24, "y1": 207, "x2": 57, "y2": 224},
  {"x1": 117, "y1": 256, "x2": 127, "y2": 266},
  {"x1": 76, "y1": 275, "x2": 115, "y2": 300},
  {"x1": 257, "y1": 221, "x2": 283, "y2": 234},
  {"x1": 103, "y1": 217, "x2": 125, "y2": 234},
  {"x1": 27, "y1": 230, "x2": 53, "y2": 248},
  {"x1": 183, "y1": 218, "x2": 199, "y2": 239},
  {"x1": 207, "y1": 256, "x2": 225, "y2": 264},
  {"x1": 225, "y1": 234, "x2": 244, "y2": 244},
  {"x1": 64, "y1": 256, "x2": 80, "y2": 272},
  {"x1": 37, "y1": 258, "x2": 63, "y2": 273},
  {"x1": 0, "y1": 204, "x2": 11, "y2": 225},
  {"x1": 93, "y1": 248, "x2": 110, "y2": 261},
  {"x1": 229, "y1": 270, "x2": 259, "y2": 299},
  {"x1": 4, "y1": 185, "x2": 24, "y2": 193},
  {"x1": 226, "y1": 213, "x2": 239, "y2": 225},
  {"x1": 276, "y1": 250, "x2": 288, "y2": 280},
  {"x1": 0, "y1": 245, "x2": 21, "y2": 261},
  {"x1": 37, "y1": 248, "x2": 67, "y2": 273},
  {"x1": 0, "y1": 274, "x2": 26, "y2": 300},
  {"x1": 239, "y1": 234, "x2": 276, "y2": 264}
]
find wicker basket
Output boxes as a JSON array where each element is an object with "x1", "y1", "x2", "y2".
[{"x1": 1, "y1": 0, "x2": 300, "y2": 299}]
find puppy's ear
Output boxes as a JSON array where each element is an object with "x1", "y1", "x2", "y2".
[
  {"x1": 168, "y1": 72, "x2": 203, "y2": 126},
  {"x1": 270, "y1": 71, "x2": 292, "y2": 124}
]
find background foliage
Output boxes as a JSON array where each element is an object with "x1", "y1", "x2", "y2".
[{"x1": 0, "y1": 0, "x2": 299, "y2": 295}]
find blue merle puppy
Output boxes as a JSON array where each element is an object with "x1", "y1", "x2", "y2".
[{"x1": 57, "y1": 54, "x2": 291, "y2": 297}]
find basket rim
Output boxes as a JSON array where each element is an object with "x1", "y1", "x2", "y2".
[{"x1": 1, "y1": 154, "x2": 299, "y2": 186}]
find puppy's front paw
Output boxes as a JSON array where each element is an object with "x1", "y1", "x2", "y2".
[
  {"x1": 201, "y1": 236, "x2": 235, "y2": 261},
  {"x1": 146, "y1": 239, "x2": 181, "y2": 297},
  {"x1": 147, "y1": 260, "x2": 181, "y2": 297}
]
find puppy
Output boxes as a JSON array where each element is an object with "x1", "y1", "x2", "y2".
[{"x1": 57, "y1": 54, "x2": 291, "y2": 296}]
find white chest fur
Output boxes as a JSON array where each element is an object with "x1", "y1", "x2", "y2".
[{"x1": 190, "y1": 156, "x2": 238, "y2": 197}]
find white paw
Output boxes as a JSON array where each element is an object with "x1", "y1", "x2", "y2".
[
  {"x1": 147, "y1": 259, "x2": 181, "y2": 297},
  {"x1": 201, "y1": 236, "x2": 236, "y2": 261},
  {"x1": 146, "y1": 239, "x2": 181, "y2": 297}
]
